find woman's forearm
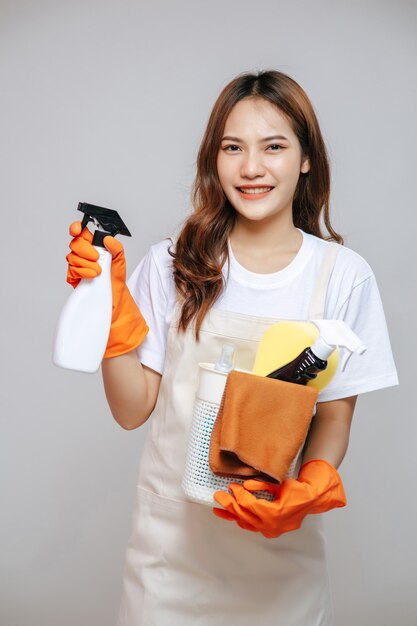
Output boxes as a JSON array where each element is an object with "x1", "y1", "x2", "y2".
[
  {"x1": 301, "y1": 395, "x2": 358, "y2": 469},
  {"x1": 101, "y1": 350, "x2": 150, "y2": 430}
]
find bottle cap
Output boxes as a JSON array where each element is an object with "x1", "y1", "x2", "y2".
[{"x1": 214, "y1": 343, "x2": 236, "y2": 373}]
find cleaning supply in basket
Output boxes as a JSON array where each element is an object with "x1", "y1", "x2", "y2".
[
  {"x1": 53, "y1": 202, "x2": 133, "y2": 373},
  {"x1": 181, "y1": 343, "x2": 236, "y2": 506},
  {"x1": 252, "y1": 321, "x2": 338, "y2": 391},
  {"x1": 266, "y1": 320, "x2": 367, "y2": 384},
  {"x1": 209, "y1": 370, "x2": 318, "y2": 483}
]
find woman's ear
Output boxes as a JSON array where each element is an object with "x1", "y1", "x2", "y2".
[{"x1": 300, "y1": 155, "x2": 310, "y2": 174}]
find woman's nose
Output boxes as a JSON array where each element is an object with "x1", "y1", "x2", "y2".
[{"x1": 240, "y1": 150, "x2": 266, "y2": 178}]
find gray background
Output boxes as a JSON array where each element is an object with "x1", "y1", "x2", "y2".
[{"x1": 1, "y1": 1, "x2": 415, "y2": 624}]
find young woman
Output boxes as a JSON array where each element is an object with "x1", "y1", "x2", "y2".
[{"x1": 66, "y1": 69, "x2": 399, "y2": 625}]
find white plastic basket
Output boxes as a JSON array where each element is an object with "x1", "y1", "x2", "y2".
[{"x1": 181, "y1": 363, "x2": 303, "y2": 507}]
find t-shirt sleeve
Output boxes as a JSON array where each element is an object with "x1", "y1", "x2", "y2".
[
  {"x1": 318, "y1": 272, "x2": 399, "y2": 402},
  {"x1": 126, "y1": 243, "x2": 171, "y2": 375}
]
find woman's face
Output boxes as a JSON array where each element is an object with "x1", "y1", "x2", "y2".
[{"x1": 216, "y1": 97, "x2": 310, "y2": 224}]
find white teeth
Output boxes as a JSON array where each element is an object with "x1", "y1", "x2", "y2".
[{"x1": 238, "y1": 187, "x2": 273, "y2": 194}]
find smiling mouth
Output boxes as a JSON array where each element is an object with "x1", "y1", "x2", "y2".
[{"x1": 236, "y1": 186, "x2": 275, "y2": 194}]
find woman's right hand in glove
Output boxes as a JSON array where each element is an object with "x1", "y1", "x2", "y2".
[
  {"x1": 213, "y1": 459, "x2": 346, "y2": 538},
  {"x1": 66, "y1": 221, "x2": 149, "y2": 358}
]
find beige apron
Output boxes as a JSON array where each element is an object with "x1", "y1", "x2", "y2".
[{"x1": 116, "y1": 241, "x2": 341, "y2": 626}]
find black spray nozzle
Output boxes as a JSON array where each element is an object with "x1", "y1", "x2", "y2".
[{"x1": 77, "y1": 202, "x2": 132, "y2": 247}]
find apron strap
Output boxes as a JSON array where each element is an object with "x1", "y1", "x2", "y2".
[
  {"x1": 168, "y1": 235, "x2": 183, "y2": 326},
  {"x1": 308, "y1": 241, "x2": 342, "y2": 320}
]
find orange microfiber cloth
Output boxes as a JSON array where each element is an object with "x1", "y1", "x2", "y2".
[{"x1": 209, "y1": 370, "x2": 319, "y2": 484}]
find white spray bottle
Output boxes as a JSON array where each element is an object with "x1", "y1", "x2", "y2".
[
  {"x1": 52, "y1": 202, "x2": 132, "y2": 374},
  {"x1": 266, "y1": 320, "x2": 367, "y2": 383}
]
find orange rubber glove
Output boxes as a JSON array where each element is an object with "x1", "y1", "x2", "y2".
[
  {"x1": 212, "y1": 459, "x2": 347, "y2": 538},
  {"x1": 66, "y1": 221, "x2": 149, "y2": 358}
]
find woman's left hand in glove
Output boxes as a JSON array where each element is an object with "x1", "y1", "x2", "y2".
[{"x1": 212, "y1": 459, "x2": 347, "y2": 538}]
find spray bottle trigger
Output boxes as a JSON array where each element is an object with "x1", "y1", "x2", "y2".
[
  {"x1": 340, "y1": 349, "x2": 354, "y2": 373},
  {"x1": 80, "y1": 213, "x2": 91, "y2": 231},
  {"x1": 77, "y1": 202, "x2": 132, "y2": 238}
]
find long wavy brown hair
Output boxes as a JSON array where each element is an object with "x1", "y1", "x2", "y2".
[{"x1": 169, "y1": 69, "x2": 343, "y2": 340}]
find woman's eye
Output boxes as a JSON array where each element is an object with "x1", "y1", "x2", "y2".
[
  {"x1": 223, "y1": 145, "x2": 240, "y2": 152},
  {"x1": 268, "y1": 144, "x2": 283, "y2": 151}
]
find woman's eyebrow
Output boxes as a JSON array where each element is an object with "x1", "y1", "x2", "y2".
[{"x1": 221, "y1": 134, "x2": 289, "y2": 142}]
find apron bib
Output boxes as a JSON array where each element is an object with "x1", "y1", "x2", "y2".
[{"x1": 117, "y1": 241, "x2": 341, "y2": 626}]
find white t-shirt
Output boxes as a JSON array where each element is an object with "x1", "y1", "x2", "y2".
[{"x1": 127, "y1": 228, "x2": 399, "y2": 402}]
